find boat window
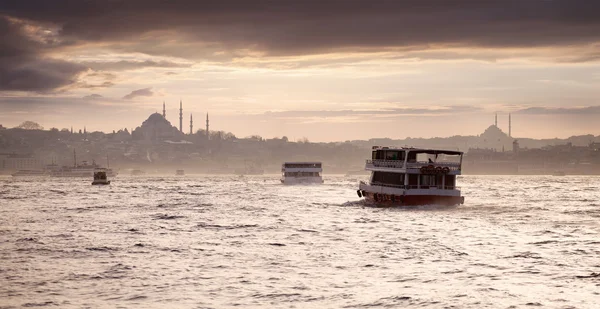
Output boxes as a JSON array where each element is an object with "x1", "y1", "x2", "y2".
[
  {"x1": 384, "y1": 151, "x2": 405, "y2": 161},
  {"x1": 445, "y1": 175, "x2": 456, "y2": 188},
  {"x1": 371, "y1": 172, "x2": 404, "y2": 185},
  {"x1": 284, "y1": 172, "x2": 321, "y2": 177},
  {"x1": 419, "y1": 174, "x2": 437, "y2": 188},
  {"x1": 408, "y1": 174, "x2": 418, "y2": 186},
  {"x1": 284, "y1": 163, "x2": 322, "y2": 168}
]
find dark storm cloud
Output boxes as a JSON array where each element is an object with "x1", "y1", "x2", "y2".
[
  {"x1": 2, "y1": 0, "x2": 600, "y2": 58},
  {"x1": 2, "y1": 0, "x2": 600, "y2": 92},
  {"x1": 0, "y1": 16, "x2": 87, "y2": 92},
  {"x1": 122, "y1": 87, "x2": 154, "y2": 100}
]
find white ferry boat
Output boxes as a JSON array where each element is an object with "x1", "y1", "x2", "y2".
[
  {"x1": 11, "y1": 163, "x2": 60, "y2": 177},
  {"x1": 51, "y1": 152, "x2": 117, "y2": 178},
  {"x1": 11, "y1": 169, "x2": 48, "y2": 177},
  {"x1": 281, "y1": 162, "x2": 324, "y2": 184},
  {"x1": 358, "y1": 146, "x2": 464, "y2": 206},
  {"x1": 51, "y1": 161, "x2": 117, "y2": 178}
]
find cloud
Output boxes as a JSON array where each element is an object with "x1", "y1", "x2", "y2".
[
  {"x1": 122, "y1": 87, "x2": 154, "y2": 99},
  {"x1": 515, "y1": 106, "x2": 600, "y2": 115},
  {"x1": 82, "y1": 60, "x2": 193, "y2": 71},
  {"x1": 0, "y1": 16, "x2": 87, "y2": 92},
  {"x1": 3, "y1": 0, "x2": 600, "y2": 97},
  {"x1": 2, "y1": 1, "x2": 600, "y2": 61},
  {"x1": 264, "y1": 105, "x2": 482, "y2": 118}
]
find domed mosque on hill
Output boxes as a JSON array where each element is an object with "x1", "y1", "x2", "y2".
[
  {"x1": 476, "y1": 113, "x2": 515, "y2": 151},
  {"x1": 132, "y1": 112, "x2": 183, "y2": 141},
  {"x1": 132, "y1": 101, "x2": 208, "y2": 142}
]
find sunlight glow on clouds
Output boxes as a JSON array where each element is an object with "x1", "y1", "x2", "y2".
[{"x1": 2, "y1": 1, "x2": 600, "y2": 140}]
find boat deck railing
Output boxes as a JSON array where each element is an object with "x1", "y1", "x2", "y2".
[
  {"x1": 406, "y1": 162, "x2": 461, "y2": 171},
  {"x1": 361, "y1": 181, "x2": 460, "y2": 191},
  {"x1": 365, "y1": 159, "x2": 405, "y2": 168},
  {"x1": 366, "y1": 159, "x2": 461, "y2": 170}
]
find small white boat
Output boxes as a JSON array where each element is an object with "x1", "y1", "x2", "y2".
[
  {"x1": 281, "y1": 162, "x2": 323, "y2": 185},
  {"x1": 92, "y1": 168, "x2": 111, "y2": 185}
]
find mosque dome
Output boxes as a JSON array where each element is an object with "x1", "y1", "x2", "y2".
[{"x1": 132, "y1": 113, "x2": 183, "y2": 141}]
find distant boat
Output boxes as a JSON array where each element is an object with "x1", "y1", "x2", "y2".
[
  {"x1": 51, "y1": 151, "x2": 117, "y2": 178},
  {"x1": 552, "y1": 171, "x2": 566, "y2": 176},
  {"x1": 92, "y1": 168, "x2": 111, "y2": 185},
  {"x1": 281, "y1": 162, "x2": 323, "y2": 185},
  {"x1": 175, "y1": 169, "x2": 185, "y2": 176},
  {"x1": 11, "y1": 169, "x2": 47, "y2": 177},
  {"x1": 11, "y1": 162, "x2": 60, "y2": 177}
]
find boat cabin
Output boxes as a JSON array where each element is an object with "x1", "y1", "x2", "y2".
[
  {"x1": 367, "y1": 147, "x2": 463, "y2": 190},
  {"x1": 359, "y1": 146, "x2": 465, "y2": 206},
  {"x1": 281, "y1": 162, "x2": 323, "y2": 184},
  {"x1": 92, "y1": 169, "x2": 111, "y2": 185},
  {"x1": 281, "y1": 162, "x2": 322, "y2": 177}
]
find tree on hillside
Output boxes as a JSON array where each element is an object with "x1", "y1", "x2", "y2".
[{"x1": 15, "y1": 121, "x2": 44, "y2": 130}]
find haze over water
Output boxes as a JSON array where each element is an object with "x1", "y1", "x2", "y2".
[{"x1": 1, "y1": 175, "x2": 599, "y2": 308}]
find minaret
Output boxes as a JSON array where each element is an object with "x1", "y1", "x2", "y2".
[
  {"x1": 70, "y1": 126, "x2": 73, "y2": 134},
  {"x1": 179, "y1": 100, "x2": 183, "y2": 132},
  {"x1": 495, "y1": 113, "x2": 498, "y2": 127},
  {"x1": 162, "y1": 101, "x2": 166, "y2": 118},
  {"x1": 189, "y1": 114, "x2": 193, "y2": 135},
  {"x1": 206, "y1": 113, "x2": 209, "y2": 140},
  {"x1": 509, "y1": 113, "x2": 512, "y2": 137}
]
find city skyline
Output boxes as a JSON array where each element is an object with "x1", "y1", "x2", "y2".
[{"x1": 2, "y1": 1, "x2": 600, "y2": 141}]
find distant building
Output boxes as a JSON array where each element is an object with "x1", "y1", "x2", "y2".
[{"x1": 132, "y1": 113, "x2": 184, "y2": 141}]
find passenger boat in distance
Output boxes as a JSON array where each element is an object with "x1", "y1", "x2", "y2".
[
  {"x1": 175, "y1": 169, "x2": 185, "y2": 176},
  {"x1": 281, "y1": 162, "x2": 324, "y2": 184},
  {"x1": 358, "y1": 146, "x2": 465, "y2": 206},
  {"x1": 51, "y1": 151, "x2": 117, "y2": 178},
  {"x1": 92, "y1": 168, "x2": 111, "y2": 185}
]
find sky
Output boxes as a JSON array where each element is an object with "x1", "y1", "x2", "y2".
[{"x1": 1, "y1": 0, "x2": 600, "y2": 142}]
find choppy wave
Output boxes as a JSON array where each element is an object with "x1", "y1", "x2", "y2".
[{"x1": 0, "y1": 175, "x2": 599, "y2": 308}]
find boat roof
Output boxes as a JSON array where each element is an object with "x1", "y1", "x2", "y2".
[
  {"x1": 371, "y1": 146, "x2": 463, "y2": 155},
  {"x1": 283, "y1": 162, "x2": 322, "y2": 164}
]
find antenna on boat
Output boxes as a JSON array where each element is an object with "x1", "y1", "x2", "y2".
[
  {"x1": 73, "y1": 149, "x2": 77, "y2": 167},
  {"x1": 106, "y1": 154, "x2": 110, "y2": 169}
]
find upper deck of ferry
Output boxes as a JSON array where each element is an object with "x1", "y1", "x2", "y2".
[
  {"x1": 281, "y1": 162, "x2": 322, "y2": 172},
  {"x1": 366, "y1": 146, "x2": 463, "y2": 174}
]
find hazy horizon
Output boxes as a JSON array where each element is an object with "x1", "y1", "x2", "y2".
[{"x1": 2, "y1": 1, "x2": 600, "y2": 142}]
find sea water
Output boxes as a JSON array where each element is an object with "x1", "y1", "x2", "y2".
[{"x1": 1, "y1": 175, "x2": 599, "y2": 308}]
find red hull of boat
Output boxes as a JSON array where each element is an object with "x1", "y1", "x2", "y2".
[{"x1": 362, "y1": 191, "x2": 464, "y2": 206}]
